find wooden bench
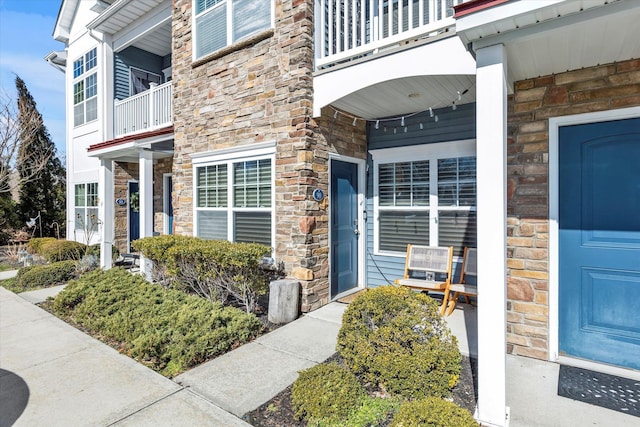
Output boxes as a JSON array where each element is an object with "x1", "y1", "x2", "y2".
[
  {"x1": 441, "y1": 247, "x2": 477, "y2": 316},
  {"x1": 395, "y1": 245, "x2": 454, "y2": 311}
]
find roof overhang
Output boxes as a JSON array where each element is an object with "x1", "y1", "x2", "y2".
[
  {"x1": 87, "y1": 0, "x2": 171, "y2": 56},
  {"x1": 88, "y1": 126, "x2": 174, "y2": 161},
  {"x1": 45, "y1": 50, "x2": 67, "y2": 73},
  {"x1": 53, "y1": 0, "x2": 79, "y2": 43},
  {"x1": 455, "y1": 0, "x2": 640, "y2": 84}
]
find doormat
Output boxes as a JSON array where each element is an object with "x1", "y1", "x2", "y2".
[
  {"x1": 558, "y1": 365, "x2": 640, "y2": 418},
  {"x1": 336, "y1": 290, "x2": 365, "y2": 304}
]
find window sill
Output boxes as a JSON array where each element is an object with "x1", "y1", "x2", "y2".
[{"x1": 192, "y1": 28, "x2": 275, "y2": 68}]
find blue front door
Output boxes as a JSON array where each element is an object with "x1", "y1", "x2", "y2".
[
  {"x1": 129, "y1": 181, "x2": 140, "y2": 250},
  {"x1": 559, "y1": 117, "x2": 640, "y2": 370},
  {"x1": 331, "y1": 160, "x2": 359, "y2": 297}
]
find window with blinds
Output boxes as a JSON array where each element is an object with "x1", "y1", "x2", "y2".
[
  {"x1": 195, "y1": 0, "x2": 272, "y2": 59},
  {"x1": 195, "y1": 156, "x2": 273, "y2": 247},
  {"x1": 376, "y1": 153, "x2": 476, "y2": 257}
]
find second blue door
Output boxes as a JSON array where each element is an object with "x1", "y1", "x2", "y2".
[
  {"x1": 559, "y1": 117, "x2": 640, "y2": 370},
  {"x1": 331, "y1": 160, "x2": 359, "y2": 297}
]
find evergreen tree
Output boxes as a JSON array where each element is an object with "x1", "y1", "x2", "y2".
[{"x1": 15, "y1": 76, "x2": 66, "y2": 238}]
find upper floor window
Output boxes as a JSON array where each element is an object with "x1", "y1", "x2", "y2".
[
  {"x1": 194, "y1": 0, "x2": 272, "y2": 59},
  {"x1": 73, "y1": 48, "x2": 98, "y2": 127},
  {"x1": 130, "y1": 67, "x2": 162, "y2": 95}
]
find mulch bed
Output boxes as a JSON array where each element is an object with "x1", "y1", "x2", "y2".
[{"x1": 245, "y1": 354, "x2": 478, "y2": 426}]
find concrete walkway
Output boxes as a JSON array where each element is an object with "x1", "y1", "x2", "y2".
[{"x1": 2, "y1": 275, "x2": 637, "y2": 426}]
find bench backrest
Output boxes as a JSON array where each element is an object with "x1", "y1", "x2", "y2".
[
  {"x1": 462, "y1": 247, "x2": 477, "y2": 279},
  {"x1": 404, "y1": 244, "x2": 453, "y2": 277}
]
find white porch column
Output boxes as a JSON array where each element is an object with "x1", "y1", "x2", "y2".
[
  {"x1": 98, "y1": 159, "x2": 114, "y2": 269},
  {"x1": 139, "y1": 150, "x2": 154, "y2": 279},
  {"x1": 476, "y1": 43, "x2": 509, "y2": 427}
]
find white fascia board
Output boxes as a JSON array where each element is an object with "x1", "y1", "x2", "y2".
[
  {"x1": 456, "y1": 0, "x2": 567, "y2": 33},
  {"x1": 112, "y1": 3, "x2": 171, "y2": 52},
  {"x1": 53, "y1": 0, "x2": 80, "y2": 43}
]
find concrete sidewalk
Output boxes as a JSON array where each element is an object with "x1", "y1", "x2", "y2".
[
  {"x1": 0, "y1": 286, "x2": 250, "y2": 427},
  {"x1": 176, "y1": 302, "x2": 346, "y2": 418}
]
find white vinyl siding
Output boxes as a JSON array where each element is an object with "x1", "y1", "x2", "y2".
[
  {"x1": 195, "y1": 155, "x2": 273, "y2": 247},
  {"x1": 372, "y1": 141, "x2": 476, "y2": 258},
  {"x1": 72, "y1": 48, "x2": 98, "y2": 127},
  {"x1": 74, "y1": 183, "x2": 99, "y2": 232},
  {"x1": 194, "y1": 0, "x2": 272, "y2": 59}
]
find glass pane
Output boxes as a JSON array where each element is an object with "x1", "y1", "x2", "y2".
[
  {"x1": 234, "y1": 211, "x2": 271, "y2": 247},
  {"x1": 74, "y1": 104, "x2": 84, "y2": 127},
  {"x1": 85, "y1": 48, "x2": 97, "y2": 70},
  {"x1": 412, "y1": 160, "x2": 429, "y2": 206},
  {"x1": 198, "y1": 210, "x2": 227, "y2": 240},
  {"x1": 87, "y1": 208, "x2": 99, "y2": 230},
  {"x1": 86, "y1": 183, "x2": 98, "y2": 206},
  {"x1": 379, "y1": 210, "x2": 429, "y2": 252},
  {"x1": 396, "y1": 184, "x2": 411, "y2": 206},
  {"x1": 86, "y1": 74, "x2": 97, "y2": 98},
  {"x1": 75, "y1": 184, "x2": 85, "y2": 206},
  {"x1": 233, "y1": 0, "x2": 271, "y2": 42},
  {"x1": 73, "y1": 81, "x2": 84, "y2": 104},
  {"x1": 197, "y1": 0, "x2": 224, "y2": 14},
  {"x1": 73, "y1": 58, "x2": 83, "y2": 78},
  {"x1": 85, "y1": 98, "x2": 97, "y2": 122},
  {"x1": 196, "y1": 2, "x2": 227, "y2": 57},
  {"x1": 258, "y1": 159, "x2": 271, "y2": 183},
  {"x1": 259, "y1": 184, "x2": 271, "y2": 208},
  {"x1": 197, "y1": 187, "x2": 208, "y2": 207},
  {"x1": 74, "y1": 208, "x2": 85, "y2": 230},
  {"x1": 458, "y1": 157, "x2": 476, "y2": 180},
  {"x1": 438, "y1": 211, "x2": 477, "y2": 257}
]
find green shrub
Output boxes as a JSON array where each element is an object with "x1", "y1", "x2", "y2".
[
  {"x1": 40, "y1": 240, "x2": 87, "y2": 262},
  {"x1": 27, "y1": 237, "x2": 57, "y2": 255},
  {"x1": 134, "y1": 235, "x2": 272, "y2": 313},
  {"x1": 390, "y1": 397, "x2": 478, "y2": 427},
  {"x1": 336, "y1": 286, "x2": 461, "y2": 399},
  {"x1": 53, "y1": 268, "x2": 262, "y2": 376},
  {"x1": 12, "y1": 261, "x2": 77, "y2": 292},
  {"x1": 85, "y1": 243, "x2": 121, "y2": 260},
  {"x1": 292, "y1": 364, "x2": 366, "y2": 423}
]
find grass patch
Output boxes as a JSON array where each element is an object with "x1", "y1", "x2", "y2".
[
  {"x1": 0, "y1": 264, "x2": 15, "y2": 272},
  {"x1": 0, "y1": 277, "x2": 19, "y2": 292},
  {"x1": 53, "y1": 268, "x2": 263, "y2": 377}
]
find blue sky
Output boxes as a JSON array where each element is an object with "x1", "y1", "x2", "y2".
[{"x1": 0, "y1": 0, "x2": 66, "y2": 156}]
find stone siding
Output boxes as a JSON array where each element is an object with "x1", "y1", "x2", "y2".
[
  {"x1": 506, "y1": 59, "x2": 640, "y2": 360},
  {"x1": 171, "y1": 0, "x2": 366, "y2": 311}
]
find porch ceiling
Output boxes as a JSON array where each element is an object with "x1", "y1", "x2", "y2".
[
  {"x1": 88, "y1": 0, "x2": 171, "y2": 56},
  {"x1": 458, "y1": 0, "x2": 640, "y2": 84},
  {"x1": 331, "y1": 74, "x2": 476, "y2": 120}
]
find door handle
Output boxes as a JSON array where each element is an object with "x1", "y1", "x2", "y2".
[{"x1": 354, "y1": 228, "x2": 360, "y2": 236}]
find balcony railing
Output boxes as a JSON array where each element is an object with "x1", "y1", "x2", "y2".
[
  {"x1": 114, "y1": 81, "x2": 172, "y2": 138},
  {"x1": 315, "y1": 0, "x2": 469, "y2": 69}
]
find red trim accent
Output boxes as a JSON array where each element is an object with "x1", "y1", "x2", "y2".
[
  {"x1": 88, "y1": 126, "x2": 174, "y2": 152},
  {"x1": 454, "y1": 0, "x2": 511, "y2": 19}
]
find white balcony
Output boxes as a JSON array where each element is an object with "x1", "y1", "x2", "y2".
[
  {"x1": 315, "y1": 0, "x2": 469, "y2": 70},
  {"x1": 114, "y1": 81, "x2": 172, "y2": 138}
]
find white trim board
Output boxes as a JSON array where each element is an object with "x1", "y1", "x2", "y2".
[{"x1": 548, "y1": 106, "x2": 640, "y2": 364}]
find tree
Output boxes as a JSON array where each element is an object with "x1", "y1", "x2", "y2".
[
  {"x1": 0, "y1": 88, "x2": 51, "y2": 195},
  {"x1": 14, "y1": 76, "x2": 66, "y2": 238}
]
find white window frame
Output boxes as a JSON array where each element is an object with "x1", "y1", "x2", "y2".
[
  {"x1": 370, "y1": 139, "x2": 476, "y2": 258},
  {"x1": 74, "y1": 182, "x2": 99, "y2": 232},
  {"x1": 192, "y1": 0, "x2": 275, "y2": 61},
  {"x1": 72, "y1": 47, "x2": 98, "y2": 127},
  {"x1": 192, "y1": 142, "x2": 276, "y2": 248}
]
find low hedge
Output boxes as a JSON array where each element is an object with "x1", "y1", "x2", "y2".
[
  {"x1": 4, "y1": 261, "x2": 77, "y2": 293},
  {"x1": 53, "y1": 268, "x2": 263, "y2": 377},
  {"x1": 40, "y1": 240, "x2": 87, "y2": 262},
  {"x1": 133, "y1": 235, "x2": 272, "y2": 313},
  {"x1": 336, "y1": 286, "x2": 461, "y2": 400},
  {"x1": 390, "y1": 397, "x2": 478, "y2": 427},
  {"x1": 27, "y1": 237, "x2": 57, "y2": 255},
  {"x1": 292, "y1": 364, "x2": 366, "y2": 423}
]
